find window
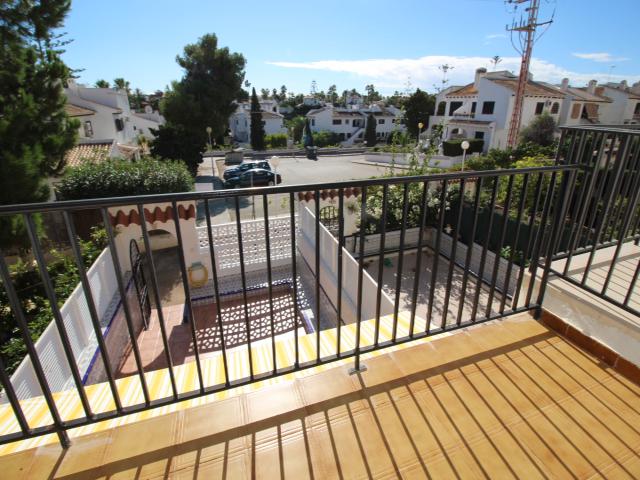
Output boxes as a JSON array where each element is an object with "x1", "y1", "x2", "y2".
[
  {"x1": 436, "y1": 101, "x2": 446, "y2": 116},
  {"x1": 345, "y1": 119, "x2": 349, "y2": 124},
  {"x1": 535, "y1": 102, "x2": 545, "y2": 115},
  {"x1": 378, "y1": 119, "x2": 385, "y2": 124},
  {"x1": 114, "y1": 118, "x2": 124, "y2": 131},
  {"x1": 449, "y1": 101, "x2": 463, "y2": 116},
  {"x1": 634, "y1": 103, "x2": 640, "y2": 115},
  {"x1": 471, "y1": 102, "x2": 477, "y2": 115},
  {"x1": 551, "y1": 102, "x2": 560, "y2": 114},
  {"x1": 311, "y1": 119, "x2": 315, "y2": 126},
  {"x1": 474, "y1": 131, "x2": 485, "y2": 140},
  {"x1": 83, "y1": 121, "x2": 93, "y2": 138},
  {"x1": 332, "y1": 119, "x2": 342, "y2": 125},
  {"x1": 571, "y1": 103, "x2": 582, "y2": 119},
  {"x1": 482, "y1": 101, "x2": 495, "y2": 114}
]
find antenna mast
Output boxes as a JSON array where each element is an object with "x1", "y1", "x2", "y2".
[{"x1": 505, "y1": 0, "x2": 553, "y2": 147}]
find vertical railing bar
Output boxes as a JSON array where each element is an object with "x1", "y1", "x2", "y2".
[
  {"x1": 606, "y1": 135, "x2": 640, "y2": 244},
  {"x1": 234, "y1": 198, "x2": 254, "y2": 380},
  {"x1": 374, "y1": 184, "x2": 388, "y2": 347},
  {"x1": 624, "y1": 259, "x2": 640, "y2": 306},
  {"x1": 262, "y1": 194, "x2": 277, "y2": 373},
  {"x1": 500, "y1": 173, "x2": 529, "y2": 313},
  {"x1": 581, "y1": 135, "x2": 631, "y2": 285},
  {"x1": 203, "y1": 201, "x2": 230, "y2": 386},
  {"x1": 100, "y1": 208, "x2": 151, "y2": 406},
  {"x1": 536, "y1": 169, "x2": 578, "y2": 310},
  {"x1": 470, "y1": 177, "x2": 498, "y2": 322},
  {"x1": 456, "y1": 177, "x2": 483, "y2": 325},
  {"x1": 600, "y1": 150, "x2": 640, "y2": 295},
  {"x1": 0, "y1": 353, "x2": 30, "y2": 434},
  {"x1": 289, "y1": 192, "x2": 300, "y2": 368},
  {"x1": 512, "y1": 173, "x2": 543, "y2": 310},
  {"x1": 441, "y1": 178, "x2": 466, "y2": 327},
  {"x1": 314, "y1": 190, "x2": 321, "y2": 363},
  {"x1": 563, "y1": 132, "x2": 607, "y2": 274},
  {"x1": 354, "y1": 187, "x2": 367, "y2": 370},
  {"x1": 525, "y1": 170, "x2": 560, "y2": 307},
  {"x1": 24, "y1": 214, "x2": 93, "y2": 419},
  {"x1": 171, "y1": 201, "x2": 205, "y2": 393},
  {"x1": 62, "y1": 211, "x2": 123, "y2": 412},
  {"x1": 582, "y1": 133, "x2": 618, "y2": 249},
  {"x1": 426, "y1": 179, "x2": 449, "y2": 333},
  {"x1": 392, "y1": 184, "x2": 410, "y2": 341},
  {"x1": 136, "y1": 204, "x2": 178, "y2": 400},
  {"x1": 336, "y1": 188, "x2": 344, "y2": 356},
  {"x1": 409, "y1": 181, "x2": 430, "y2": 337},
  {"x1": 603, "y1": 133, "x2": 637, "y2": 243},
  {"x1": 0, "y1": 253, "x2": 70, "y2": 447},
  {"x1": 485, "y1": 175, "x2": 514, "y2": 319}
]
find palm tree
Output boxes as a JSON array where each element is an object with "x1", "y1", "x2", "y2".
[
  {"x1": 490, "y1": 55, "x2": 502, "y2": 71},
  {"x1": 113, "y1": 77, "x2": 130, "y2": 94},
  {"x1": 95, "y1": 79, "x2": 110, "y2": 88}
]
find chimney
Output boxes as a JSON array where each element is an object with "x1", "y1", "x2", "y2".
[
  {"x1": 474, "y1": 68, "x2": 487, "y2": 89},
  {"x1": 587, "y1": 79, "x2": 597, "y2": 94},
  {"x1": 561, "y1": 78, "x2": 569, "y2": 91},
  {"x1": 595, "y1": 86, "x2": 605, "y2": 97}
]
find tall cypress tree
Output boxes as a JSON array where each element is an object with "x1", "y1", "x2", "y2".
[
  {"x1": 0, "y1": 0, "x2": 78, "y2": 247},
  {"x1": 250, "y1": 87, "x2": 265, "y2": 150},
  {"x1": 365, "y1": 114, "x2": 377, "y2": 146}
]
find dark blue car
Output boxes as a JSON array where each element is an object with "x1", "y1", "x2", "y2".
[{"x1": 224, "y1": 169, "x2": 282, "y2": 188}]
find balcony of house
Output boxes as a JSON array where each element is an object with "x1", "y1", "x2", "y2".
[{"x1": 0, "y1": 125, "x2": 639, "y2": 477}]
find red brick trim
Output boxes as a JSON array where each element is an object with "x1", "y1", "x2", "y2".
[{"x1": 538, "y1": 310, "x2": 640, "y2": 385}]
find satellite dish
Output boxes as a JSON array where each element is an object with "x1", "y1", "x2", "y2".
[{"x1": 461, "y1": 140, "x2": 470, "y2": 150}]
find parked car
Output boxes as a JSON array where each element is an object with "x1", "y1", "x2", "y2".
[
  {"x1": 222, "y1": 160, "x2": 271, "y2": 180},
  {"x1": 224, "y1": 169, "x2": 282, "y2": 188}
]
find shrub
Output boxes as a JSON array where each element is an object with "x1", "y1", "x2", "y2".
[
  {"x1": 313, "y1": 130, "x2": 341, "y2": 148},
  {"x1": 520, "y1": 112, "x2": 556, "y2": 146},
  {"x1": 56, "y1": 157, "x2": 193, "y2": 200},
  {"x1": 442, "y1": 138, "x2": 484, "y2": 157},
  {"x1": 265, "y1": 133, "x2": 287, "y2": 149}
]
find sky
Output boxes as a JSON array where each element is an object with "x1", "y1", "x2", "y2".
[{"x1": 61, "y1": 0, "x2": 640, "y2": 96}]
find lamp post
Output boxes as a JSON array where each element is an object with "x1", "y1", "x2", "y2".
[
  {"x1": 417, "y1": 122, "x2": 424, "y2": 146},
  {"x1": 206, "y1": 126, "x2": 214, "y2": 188},
  {"x1": 270, "y1": 155, "x2": 280, "y2": 175},
  {"x1": 461, "y1": 140, "x2": 470, "y2": 171}
]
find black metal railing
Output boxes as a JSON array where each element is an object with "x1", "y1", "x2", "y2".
[
  {"x1": 0, "y1": 144, "x2": 596, "y2": 448},
  {"x1": 547, "y1": 125, "x2": 640, "y2": 316}
]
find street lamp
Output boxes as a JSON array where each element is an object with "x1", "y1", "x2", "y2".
[
  {"x1": 418, "y1": 122, "x2": 424, "y2": 146},
  {"x1": 461, "y1": 140, "x2": 470, "y2": 171},
  {"x1": 206, "y1": 126, "x2": 213, "y2": 150},
  {"x1": 206, "y1": 126, "x2": 214, "y2": 189},
  {"x1": 271, "y1": 155, "x2": 280, "y2": 175}
]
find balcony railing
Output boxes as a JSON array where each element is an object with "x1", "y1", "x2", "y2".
[{"x1": 0, "y1": 124, "x2": 637, "y2": 449}]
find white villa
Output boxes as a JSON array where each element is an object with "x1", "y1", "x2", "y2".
[
  {"x1": 229, "y1": 100, "x2": 287, "y2": 144},
  {"x1": 431, "y1": 68, "x2": 640, "y2": 154},
  {"x1": 306, "y1": 103, "x2": 405, "y2": 145},
  {"x1": 64, "y1": 80, "x2": 165, "y2": 163}
]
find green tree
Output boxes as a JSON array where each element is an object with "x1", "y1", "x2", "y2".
[
  {"x1": 94, "y1": 79, "x2": 110, "y2": 88},
  {"x1": 327, "y1": 84, "x2": 338, "y2": 105},
  {"x1": 303, "y1": 118, "x2": 314, "y2": 147},
  {"x1": 0, "y1": 0, "x2": 78, "y2": 248},
  {"x1": 365, "y1": 114, "x2": 377, "y2": 146},
  {"x1": 520, "y1": 112, "x2": 556, "y2": 147},
  {"x1": 113, "y1": 77, "x2": 130, "y2": 94},
  {"x1": 279, "y1": 85, "x2": 287, "y2": 100},
  {"x1": 130, "y1": 87, "x2": 144, "y2": 111},
  {"x1": 152, "y1": 33, "x2": 246, "y2": 169},
  {"x1": 260, "y1": 88, "x2": 270, "y2": 100},
  {"x1": 404, "y1": 88, "x2": 435, "y2": 137},
  {"x1": 250, "y1": 88, "x2": 265, "y2": 150},
  {"x1": 365, "y1": 84, "x2": 381, "y2": 102},
  {"x1": 287, "y1": 115, "x2": 306, "y2": 143}
]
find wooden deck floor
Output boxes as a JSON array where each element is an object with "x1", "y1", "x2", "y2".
[{"x1": 2, "y1": 314, "x2": 640, "y2": 479}]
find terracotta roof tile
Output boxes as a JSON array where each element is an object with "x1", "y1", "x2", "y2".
[
  {"x1": 446, "y1": 84, "x2": 478, "y2": 97},
  {"x1": 64, "y1": 141, "x2": 113, "y2": 168},
  {"x1": 65, "y1": 103, "x2": 95, "y2": 117},
  {"x1": 491, "y1": 79, "x2": 564, "y2": 98}
]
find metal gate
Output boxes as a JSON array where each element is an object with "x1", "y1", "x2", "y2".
[{"x1": 129, "y1": 239, "x2": 151, "y2": 329}]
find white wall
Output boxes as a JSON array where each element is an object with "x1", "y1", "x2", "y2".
[
  {"x1": 298, "y1": 206, "x2": 394, "y2": 324},
  {"x1": 2, "y1": 248, "x2": 119, "y2": 401}
]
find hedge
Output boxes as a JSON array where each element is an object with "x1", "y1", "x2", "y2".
[
  {"x1": 56, "y1": 157, "x2": 193, "y2": 200},
  {"x1": 265, "y1": 133, "x2": 288, "y2": 149},
  {"x1": 442, "y1": 138, "x2": 484, "y2": 157}
]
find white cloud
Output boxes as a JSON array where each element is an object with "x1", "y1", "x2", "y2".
[
  {"x1": 266, "y1": 55, "x2": 639, "y2": 91},
  {"x1": 572, "y1": 52, "x2": 629, "y2": 63},
  {"x1": 485, "y1": 33, "x2": 506, "y2": 39}
]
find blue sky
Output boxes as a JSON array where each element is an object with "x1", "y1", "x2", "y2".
[{"x1": 62, "y1": 0, "x2": 639, "y2": 95}]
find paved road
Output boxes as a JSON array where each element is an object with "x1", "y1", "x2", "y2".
[{"x1": 196, "y1": 154, "x2": 398, "y2": 223}]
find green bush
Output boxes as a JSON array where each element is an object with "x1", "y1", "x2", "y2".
[
  {"x1": 313, "y1": 131, "x2": 341, "y2": 148},
  {"x1": 56, "y1": 157, "x2": 193, "y2": 200},
  {"x1": 442, "y1": 138, "x2": 484, "y2": 157},
  {"x1": 265, "y1": 133, "x2": 288, "y2": 149},
  {"x1": 0, "y1": 228, "x2": 107, "y2": 375}
]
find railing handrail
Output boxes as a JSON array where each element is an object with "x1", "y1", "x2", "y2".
[{"x1": 0, "y1": 164, "x2": 576, "y2": 216}]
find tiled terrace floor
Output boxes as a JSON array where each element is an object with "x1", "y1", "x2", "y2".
[{"x1": 4, "y1": 314, "x2": 640, "y2": 478}]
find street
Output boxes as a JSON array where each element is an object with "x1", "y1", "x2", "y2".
[{"x1": 195, "y1": 154, "x2": 399, "y2": 223}]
